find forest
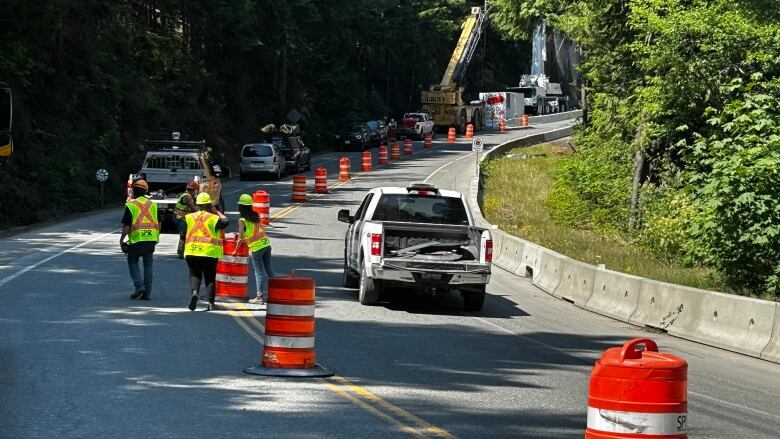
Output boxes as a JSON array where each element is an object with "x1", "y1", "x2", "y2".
[{"x1": 0, "y1": 0, "x2": 527, "y2": 228}]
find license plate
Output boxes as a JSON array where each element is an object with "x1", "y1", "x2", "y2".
[{"x1": 420, "y1": 273, "x2": 442, "y2": 280}]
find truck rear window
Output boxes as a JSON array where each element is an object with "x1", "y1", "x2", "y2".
[
  {"x1": 242, "y1": 144, "x2": 274, "y2": 157},
  {"x1": 143, "y1": 155, "x2": 201, "y2": 170},
  {"x1": 371, "y1": 194, "x2": 469, "y2": 225}
]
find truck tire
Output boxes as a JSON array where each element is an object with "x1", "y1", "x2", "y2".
[
  {"x1": 456, "y1": 109, "x2": 467, "y2": 134},
  {"x1": 472, "y1": 110, "x2": 482, "y2": 131},
  {"x1": 343, "y1": 253, "x2": 359, "y2": 289},
  {"x1": 358, "y1": 260, "x2": 381, "y2": 305},
  {"x1": 462, "y1": 285, "x2": 486, "y2": 311}
]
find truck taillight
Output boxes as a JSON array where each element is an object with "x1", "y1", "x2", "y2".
[
  {"x1": 485, "y1": 239, "x2": 493, "y2": 262},
  {"x1": 371, "y1": 234, "x2": 382, "y2": 256}
]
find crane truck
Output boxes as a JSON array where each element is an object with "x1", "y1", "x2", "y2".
[
  {"x1": 510, "y1": 74, "x2": 570, "y2": 115},
  {"x1": 421, "y1": 6, "x2": 489, "y2": 134}
]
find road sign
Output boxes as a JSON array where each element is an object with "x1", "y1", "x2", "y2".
[
  {"x1": 472, "y1": 138, "x2": 483, "y2": 152},
  {"x1": 95, "y1": 169, "x2": 109, "y2": 182},
  {"x1": 286, "y1": 108, "x2": 302, "y2": 124}
]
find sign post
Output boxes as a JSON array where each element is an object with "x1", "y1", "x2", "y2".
[
  {"x1": 472, "y1": 138, "x2": 484, "y2": 176},
  {"x1": 96, "y1": 168, "x2": 109, "y2": 207}
]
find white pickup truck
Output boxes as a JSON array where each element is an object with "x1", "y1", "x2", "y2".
[{"x1": 338, "y1": 183, "x2": 493, "y2": 311}]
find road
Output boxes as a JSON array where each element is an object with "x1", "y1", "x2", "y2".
[{"x1": 1, "y1": 120, "x2": 778, "y2": 438}]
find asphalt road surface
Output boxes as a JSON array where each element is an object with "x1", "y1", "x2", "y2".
[{"x1": 1, "y1": 120, "x2": 778, "y2": 438}]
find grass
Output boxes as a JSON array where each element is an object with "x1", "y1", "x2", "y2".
[{"x1": 481, "y1": 140, "x2": 727, "y2": 292}]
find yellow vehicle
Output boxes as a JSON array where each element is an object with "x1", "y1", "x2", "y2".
[
  {"x1": 0, "y1": 82, "x2": 12, "y2": 159},
  {"x1": 421, "y1": 7, "x2": 489, "y2": 134}
]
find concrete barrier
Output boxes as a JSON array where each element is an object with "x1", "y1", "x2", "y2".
[
  {"x1": 680, "y1": 292, "x2": 776, "y2": 358},
  {"x1": 490, "y1": 228, "x2": 504, "y2": 263},
  {"x1": 532, "y1": 249, "x2": 567, "y2": 295},
  {"x1": 628, "y1": 279, "x2": 704, "y2": 333},
  {"x1": 528, "y1": 110, "x2": 582, "y2": 125},
  {"x1": 584, "y1": 269, "x2": 642, "y2": 322},
  {"x1": 761, "y1": 306, "x2": 780, "y2": 362},
  {"x1": 555, "y1": 258, "x2": 596, "y2": 305}
]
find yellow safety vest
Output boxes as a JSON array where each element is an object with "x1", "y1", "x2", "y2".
[
  {"x1": 174, "y1": 192, "x2": 194, "y2": 219},
  {"x1": 126, "y1": 197, "x2": 160, "y2": 244},
  {"x1": 240, "y1": 218, "x2": 271, "y2": 252},
  {"x1": 184, "y1": 211, "x2": 223, "y2": 258}
]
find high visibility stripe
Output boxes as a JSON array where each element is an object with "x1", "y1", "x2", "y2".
[
  {"x1": 215, "y1": 274, "x2": 248, "y2": 284},
  {"x1": 587, "y1": 407, "x2": 687, "y2": 436},
  {"x1": 267, "y1": 303, "x2": 315, "y2": 316},
  {"x1": 264, "y1": 335, "x2": 315, "y2": 349},
  {"x1": 220, "y1": 255, "x2": 249, "y2": 264}
]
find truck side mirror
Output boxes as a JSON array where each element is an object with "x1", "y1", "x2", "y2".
[{"x1": 337, "y1": 209, "x2": 353, "y2": 223}]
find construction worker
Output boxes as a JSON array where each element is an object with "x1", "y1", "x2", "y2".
[
  {"x1": 183, "y1": 192, "x2": 228, "y2": 311},
  {"x1": 174, "y1": 180, "x2": 199, "y2": 258},
  {"x1": 236, "y1": 194, "x2": 275, "y2": 305},
  {"x1": 120, "y1": 179, "x2": 159, "y2": 300}
]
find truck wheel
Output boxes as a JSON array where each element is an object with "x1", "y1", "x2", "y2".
[
  {"x1": 358, "y1": 260, "x2": 381, "y2": 305},
  {"x1": 343, "y1": 253, "x2": 359, "y2": 288},
  {"x1": 472, "y1": 110, "x2": 482, "y2": 131},
  {"x1": 462, "y1": 285, "x2": 486, "y2": 311}
]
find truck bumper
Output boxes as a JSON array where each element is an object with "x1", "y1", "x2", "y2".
[{"x1": 369, "y1": 263, "x2": 490, "y2": 287}]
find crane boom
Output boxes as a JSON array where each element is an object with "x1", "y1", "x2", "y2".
[{"x1": 439, "y1": 7, "x2": 487, "y2": 88}]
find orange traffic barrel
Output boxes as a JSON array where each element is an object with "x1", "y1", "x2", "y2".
[
  {"x1": 390, "y1": 143, "x2": 401, "y2": 160},
  {"x1": 586, "y1": 338, "x2": 688, "y2": 438},
  {"x1": 447, "y1": 127, "x2": 456, "y2": 143},
  {"x1": 465, "y1": 123, "x2": 474, "y2": 139},
  {"x1": 499, "y1": 118, "x2": 506, "y2": 133},
  {"x1": 215, "y1": 233, "x2": 249, "y2": 302},
  {"x1": 338, "y1": 157, "x2": 351, "y2": 181},
  {"x1": 378, "y1": 145, "x2": 388, "y2": 165},
  {"x1": 521, "y1": 113, "x2": 529, "y2": 128},
  {"x1": 361, "y1": 151, "x2": 372, "y2": 172},
  {"x1": 291, "y1": 175, "x2": 307, "y2": 202},
  {"x1": 424, "y1": 133, "x2": 432, "y2": 149},
  {"x1": 403, "y1": 138, "x2": 413, "y2": 156},
  {"x1": 252, "y1": 190, "x2": 270, "y2": 225},
  {"x1": 388, "y1": 126, "x2": 396, "y2": 142},
  {"x1": 244, "y1": 273, "x2": 333, "y2": 378},
  {"x1": 126, "y1": 175, "x2": 133, "y2": 201},
  {"x1": 314, "y1": 167, "x2": 328, "y2": 193}
]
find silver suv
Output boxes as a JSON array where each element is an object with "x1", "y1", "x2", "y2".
[{"x1": 239, "y1": 143, "x2": 287, "y2": 180}]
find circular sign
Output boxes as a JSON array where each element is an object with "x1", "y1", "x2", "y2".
[
  {"x1": 472, "y1": 138, "x2": 484, "y2": 151},
  {"x1": 95, "y1": 169, "x2": 109, "y2": 182}
]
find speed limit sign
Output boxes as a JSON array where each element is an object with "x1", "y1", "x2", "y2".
[
  {"x1": 472, "y1": 138, "x2": 484, "y2": 152},
  {"x1": 95, "y1": 168, "x2": 109, "y2": 182}
]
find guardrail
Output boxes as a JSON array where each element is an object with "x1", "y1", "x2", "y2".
[{"x1": 469, "y1": 110, "x2": 780, "y2": 364}]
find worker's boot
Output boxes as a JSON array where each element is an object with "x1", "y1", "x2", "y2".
[{"x1": 177, "y1": 239, "x2": 185, "y2": 259}]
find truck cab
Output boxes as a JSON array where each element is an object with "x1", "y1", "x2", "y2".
[{"x1": 338, "y1": 183, "x2": 492, "y2": 311}]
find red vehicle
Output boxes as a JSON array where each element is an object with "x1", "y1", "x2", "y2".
[{"x1": 397, "y1": 113, "x2": 435, "y2": 139}]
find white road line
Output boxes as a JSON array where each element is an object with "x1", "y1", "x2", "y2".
[
  {"x1": 424, "y1": 151, "x2": 475, "y2": 183},
  {"x1": 0, "y1": 229, "x2": 120, "y2": 288},
  {"x1": 688, "y1": 390, "x2": 780, "y2": 420}
]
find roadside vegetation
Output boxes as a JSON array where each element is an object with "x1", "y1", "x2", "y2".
[
  {"x1": 482, "y1": 141, "x2": 727, "y2": 293},
  {"x1": 492, "y1": 0, "x2": 780, "y2": 298}
]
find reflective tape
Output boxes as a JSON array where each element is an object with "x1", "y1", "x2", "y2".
[
  {"x1": 215, "y1": 274, "x2": 248, "y2": 284},
  {"x1": 587, "y1": 407, "x2": 688, "y2": 435},
  {"x1": 220, "y1": 255, "x2": 248, "y2": 264},
  {"x1": 264, "y1": 335, "x2": 315, "y2": 349},
  {"x1": 268, "y1": 304, "x2": 315, "y2": 316}
]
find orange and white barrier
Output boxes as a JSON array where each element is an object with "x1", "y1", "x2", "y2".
[
  {"x1": 338, "y1": 157, "x2": 351, "y2": 181},
  {"x1": 216, "y1": 234, "x2": 249, "y2": 301},
  {"x1": 252, "y1": 190, "x2": 270, "y2": 225},
  {"x1": 586, "y1": 338, "x2": 688, "y2": 438},
  {"x1": 390, "y1": 143, "x2": 401, "y2": 161},
  {"x1": 378, "y1": 145, "x2": 388, "y2": 165},
  {"x1": 465, "y1": 123, "x2": 474, "y2": 139},
  {"x1": 499, "y1": 118, "x2": 506, "y2": 133},
  {"x1": 447, "y1": 127, "x2": 456, "y2": 143},
  {"x1": 424, "y1": 133, "x2": 432, "y2": 149},
  {"x1": 388, "y1": 126, "x2": 396, "y2": 142},
  {"x1": 521, "y1": 113, "x2": 529, "y2": 128},
  {"x1": 361, "y1": 151, "x2": 372, "y2": 172},
  {"x1": 314, "y1": 167, "x2": 328, "y2": 193},
  {"x1": 292, "y1": 175, "x2": 307, "y2": 202},
  {"x1": 403, "y1": 138, "x2": 412, "y2": 156},
  {"x1": 244, "y1": 273, "x2": 333, "y2": 377}
]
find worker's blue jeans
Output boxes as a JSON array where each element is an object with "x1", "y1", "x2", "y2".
[
  {"x1": 250, "y1": 246, "x2": 275, "y2": 297},
  {"x1": 127, "y1": 243, "x2": 155, "y2": 293}
]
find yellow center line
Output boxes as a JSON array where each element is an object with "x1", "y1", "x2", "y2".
[
  {"x1": 233, "y1": 302, "x2": 265, "y2": 333},
  {"x1": 225, "y1": 303, "x2": 265, "y2": 345}
]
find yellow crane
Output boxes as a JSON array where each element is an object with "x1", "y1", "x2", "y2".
[
  {"x1": 0, "y1": 82, "x2": 12, "y2": 159},
  {"x1": 421, "y1": 6, "x2": 489, "y2": 133}
]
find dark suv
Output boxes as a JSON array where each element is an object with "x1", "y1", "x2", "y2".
[
  {"x1": 366, "y1": 120, "x2": 387, "y2": 146},
  {"x1": 271, "y1": 135, "x2": 311, "y2": 174},
  {"x1": 337, "y1": 123, "x2": 372, "y2": 151}
]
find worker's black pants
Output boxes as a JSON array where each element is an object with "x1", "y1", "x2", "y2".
[{"x1": 185, "y1": 255, "x2": 218, "y2": 304}]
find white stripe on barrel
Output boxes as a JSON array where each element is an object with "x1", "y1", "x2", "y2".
[
  {"x1": 587, "y1": 407, "x2": 688, "y2": 435},
  {"x1": 267, "y1": 304, "x2": 316, "y2": 316},
  {"x1": 264, "y1": 335, "x2": 315, "y2": 349},
  {"x1": 215, "y1": 274, "x2": 249, "y2": 284},
  {"x1": 220, "y1": 255, "x2": 249, "y2": 264}
]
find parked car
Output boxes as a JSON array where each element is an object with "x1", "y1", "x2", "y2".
[
  {"x1": 397, "y1": 113, "x2": 435, "y2": 139},
  {"x1": 271, "y1": 135, "x2": 311, "y2": 174},
  {"x1": 336, "y1": 123, "x2": 372, "y2": 151},
  {"x1": 240, "y1": 142, "x2": 286, "y2": 180},
  {"x1": 366, "y1": 120, "x2": 387, "y2": 146}
]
